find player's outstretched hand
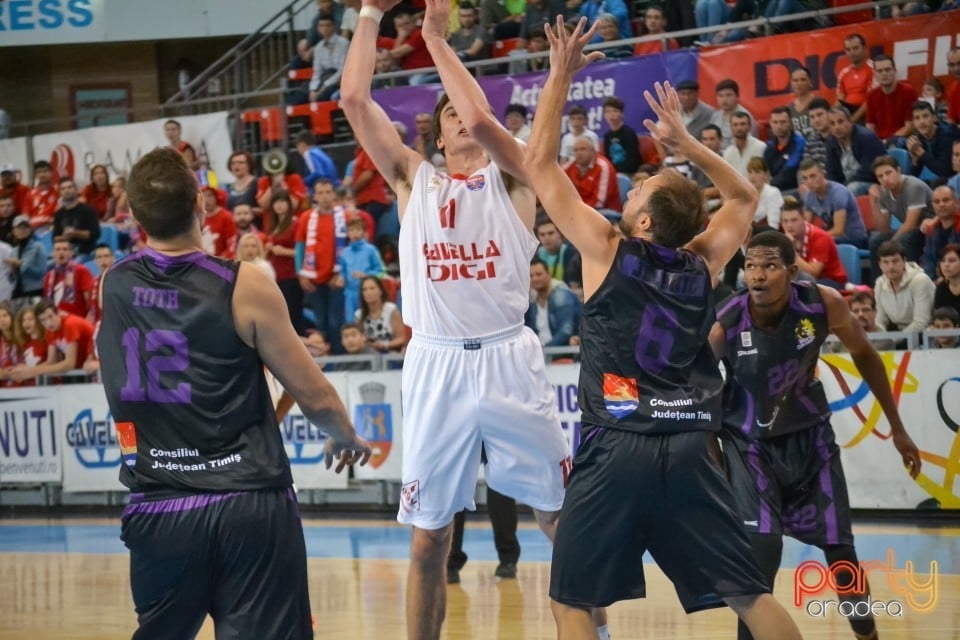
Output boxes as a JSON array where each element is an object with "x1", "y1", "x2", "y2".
[
  {"x1": 362, "y1": 0, "x2": 403, "y2": 16},
  {"x1": 544, "y1": 16, "x2": 605, "y2": 80},
  {"x1": 422, "y1": 0, "x2": 452, "y2": 40},
  {"x1": 324, "y1": 434, "x2": 373, "y2": 473},
  {"x1": 893, "y1": 431, "x2": 921, "y2": 479},
  {"x1": 641, "y1": 81, "x2": 693, "y2": 151}
]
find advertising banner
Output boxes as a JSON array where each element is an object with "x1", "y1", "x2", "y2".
[
  {"x1": 59, "y1": 383, "x2": 123, "y2": 492},
  {"x1": 697, "y1": 12, "x2": 960, "y2": 121},
  {"x1": 374, "y1": 50, "x2": 698, "y2": 151},
  {"x1": 545, "y1": 365, "x2": 582, "y2": 458},
  {"x1": 31, "y1": 112, "x2": 233, "y2": 187},
  {"x1": 279, "y1": 372, "x2": 350, "y2": 490},
  {"x1": 0, "y1": 137, "x2": 31, "y2": 177},
  {"x1": 0, "y1": 387, "x2": 61, "y2": 483},
  {"x1": 349, "y1": 371, "x2": 403, "y2": 481}
]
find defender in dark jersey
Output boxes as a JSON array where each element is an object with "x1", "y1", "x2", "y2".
[
  {"x1": 97, "y1": 148, "x2": 371, "y2": 640},
  {"x1": 711, "y1": 231, "x2": 921, "y2": 640},
  {"x1": 525, "y1": 19, "x2": 803, "y2": 640}
]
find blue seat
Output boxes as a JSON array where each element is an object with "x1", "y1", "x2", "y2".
[
  {"x1": 836, "y1": 243, "x2": 861, "y2": 286},
  {"x1": 83, "y1": 258, "x2": 100, "y2": 277},
  {"x1": 376, "y1": 200, "x2": 399, "y2": 239},
  {"x1": 36, "y1": 229, "x2": 53, "y2": 256},
  {"x1": 887, "y1": 148, "x2": 911, "y2": 174},
  {"x1": 98, "y1": 224, "x2": 119, "y2": 253},
  {"x1": 617, "y1": 173, "x2": 631, "y2": 209}
]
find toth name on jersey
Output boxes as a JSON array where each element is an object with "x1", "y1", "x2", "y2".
[{"x1": 422, "y1": 239, "x2": 502, "y2": 282}]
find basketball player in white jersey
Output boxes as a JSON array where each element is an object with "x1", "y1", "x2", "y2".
[{"x1": 341, "y1": 0, "x2": 585, "y2": 638}]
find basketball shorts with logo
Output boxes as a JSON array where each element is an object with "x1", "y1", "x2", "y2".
[
  {"x1": 398, "y1": 325, "x2": 570, "y2": 530},
  {"x1": 120, "y1": 488, "x2": 312, "y2": 640},
  {"x1": 550, "y1": 428, "x2": 770, "y2": 612},
  {"x1": 721, "y1": 420, "x2": 855, "y2": 548}
]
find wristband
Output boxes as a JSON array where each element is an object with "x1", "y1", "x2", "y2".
[{"x1": 359, "y1": 5, "x2": 384, "y2": 24}]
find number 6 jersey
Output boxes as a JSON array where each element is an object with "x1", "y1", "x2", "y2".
[
  {"x1": 97, "y1": 248, "x2": 293, "y2": 497},
  {"x1": 578, "y1": 239, "x2": 722, "y2": 435}
]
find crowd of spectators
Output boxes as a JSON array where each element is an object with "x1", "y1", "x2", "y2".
[{"x1": 3, "y1": 0, "x2": 960, "y2": 386}]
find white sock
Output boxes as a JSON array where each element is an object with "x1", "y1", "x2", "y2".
[{"x1": 596, "y1": 624, "x2": 611, "y2": 640}]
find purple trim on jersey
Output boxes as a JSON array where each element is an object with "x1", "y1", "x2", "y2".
[
  {"x1": 814, "y1": 425, "x2": 839, "y2": 545},
  {"x1": 284, "y1": 486, "x2": 302, "y2": 520},
  {"x1": 580, "y1": 426, "x2": 606, "y2": 448},
  {"x1": 122, "y1": 491, "x2": 243, "y2": 517},
  {"x1": 740, "y1": 390, "x2": 755, "y2": 437},
  {"x1": 749, "y1": 442, "x2": 771, "y2": 534},
  {"x1": 724, "y1": 295, "x2": 753, "y2": 343},
  {"x1": 137, "y1": 247, "x2": 236, "y2": 283},
  {"x1": 789, "y1": 285, "x2": 824, "y2": 315}
]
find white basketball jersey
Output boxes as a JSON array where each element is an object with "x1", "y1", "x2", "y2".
[{"x1": 400, "y1": 161, "x2": 538, "y2": 337}]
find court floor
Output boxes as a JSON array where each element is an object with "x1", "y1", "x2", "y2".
[{"x1": 0, "y1": 515, "x2": 957, "y2": 639}]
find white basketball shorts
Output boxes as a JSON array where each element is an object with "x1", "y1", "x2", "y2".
[{"x1": 397, "y1": 324, "x2": 570, "y2": 530}]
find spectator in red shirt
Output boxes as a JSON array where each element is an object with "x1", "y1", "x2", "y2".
[
  {"x1": 0, "y1": 164, "x2": 30, "y2": 214},
  {"x1": 351, "y1": 142, "x2": 391, "y2": 226},
  {"x1": 946, "y1": 47, "x2": 960, "y2": 124},
  {"x1": 866, "y1": 55, "x2": 918, "y2": 146},
  {"x1": 633, "y1": 5, "x2": 678, "y2": 56},
  {"x1": 563, "y1": 137, "x2": 620, "y2": 213},
  {"x1": 80, "y1": 165, "x2": 112, "y2": 219},
  {"x1": 780, "y1": 197, "x2": 847, "y2": 288},
  {"x1": 88, "y1": 243, "x2": 116, "y2": 325},
  {"x1": 389, "y1": 11, "x2": 435, "y2": 85},
  {"x1": 836, "y1": 34, "x2": 876, "y2": 124},
  {"x1": 26, "y1": 160, "x2": 59, "y2": 229},
  {"x1": 296, "y1": 179, "x2": 346, "y2": 352},
  {"x1": 200, "y1": 186, "x2": 238, "y2": 258},
  {"x1": 164, "y1": 119, "x2": 199, "y2": 170},
  {"x1": 256, "y1": 165, "x2": 308, "y2": 219},
  {"x1": 265, "y1": 190, "x2": 308, "y2": 335},
  {"x1": 43, "y1": 238, "x2": 96, "y2": 318},
  {"x1": 13, "y1": 305, "x2": 47, "y2": 381},
  {"x1": 10, "y1": 299, "x2": 95, "y2": 383}
]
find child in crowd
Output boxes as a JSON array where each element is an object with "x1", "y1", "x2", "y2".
[{"x1": 338, "y1": 217, "x2": 385, "y2": 322}]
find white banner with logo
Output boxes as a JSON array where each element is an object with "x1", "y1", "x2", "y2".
[
  {"x1": 0, "y1": 137, "x2": 31, "y2": 178},
  {"x1": 279, "y1": 372, "x2": 349, "y2": 490},
  {"x1": 349, "y1": 371, "x2": 403, "y2": 481},
  {"x1": 545, "y1": 365, "x2": 582, "y2": 458},
  {"x1": 0, "y1": 387, "x2": 61, "y2": 483},
  {"x1": 31, "y1": 112, "x2": 234, "y2": 186},
  {"x1": 59, "y1": 384, "x2": 123, "y2": 492}
]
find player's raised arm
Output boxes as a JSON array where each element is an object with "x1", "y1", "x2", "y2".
[
  {"x1": 649, "y1": 85, "x2": 757, "y2": 278},
  {"x1": 821, "y1": 284, "x2": 921, "y2": 478},
  {"x1": 233, "y1": 263, "x2": 371, "y2": 472},
  {"x1": 340, "y1": 0, "x2": 422, "y2": 194},
  {"x1": 421, "y1": 0, "x2": 528, "y2": 182},
  {"x1": 525, "y1": 17, "x2": 619, "y2": 289}
]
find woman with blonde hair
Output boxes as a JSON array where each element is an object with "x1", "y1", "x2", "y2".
[{"x1": 236, "y1": 233, "x2": 276, "y2": 280}]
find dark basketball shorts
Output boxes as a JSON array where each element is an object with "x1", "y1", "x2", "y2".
[
  {"x1": 721, "y1": 421, "x2": 855, "y2": 548},
  {"x1": 120, "y1": 487, "x2": 312, "y2": 640},
  {"x1": 550, "y1": 427, "x2": 770, "y2": 613}
]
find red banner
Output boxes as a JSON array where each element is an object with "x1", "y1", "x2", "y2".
[{"x1": 697, "y1": 11, "x2": 960, "y2": 122}]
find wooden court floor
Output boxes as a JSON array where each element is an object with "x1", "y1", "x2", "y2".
[{"x1": 0, "y1": 517, "x2": 957, "y2": 639}]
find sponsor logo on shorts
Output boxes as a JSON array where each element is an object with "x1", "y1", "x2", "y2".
[
  {"x1": 602, "y1": 373, "x2": 638, "y2": 419},
  {"x1": 400, "y1": 480, "x2": 420, "y2": 514},
  {"x1": 465, "y1": 174, "x2": 485, "y2": 191}
]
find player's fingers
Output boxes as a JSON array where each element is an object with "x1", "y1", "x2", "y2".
[
  {"x1": 360, "y1": 447, "x2": 373, "y2": 466},
  {"x1": 586, "y1": 51, "x2": 605, "y2": 64},
  {"x1": 643, "y1": 90, "x2": 663, "y2": 118},
  {"x1": 654, "y1": 81, "x2": 668, "y2": 107},
  {"x1": 580, "y1": 18, "x2": 600, "y2": 45}
]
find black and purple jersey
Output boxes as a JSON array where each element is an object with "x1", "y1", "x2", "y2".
[
  {"x1": 717, "y1": 281, "x2": 831, "y2": 440},
  {"x1": 97, "y1": 248, "x2": 292, "y2": 496},
  {"x1": 578, "y1": 239, "x2": 722, "y2": 435}
]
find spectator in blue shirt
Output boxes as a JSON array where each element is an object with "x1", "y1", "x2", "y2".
[
  {"x1": 799, "y1": 159, "x2": 869, "y2": 248},
  {"x1": 296, "y1": 131, "x2": 340, "y2": 191},
  {"x1": 525, "y1": 258, "x2": 581, "y2": 347},
  {"x1": 579, "y1": 0, "x2": 631, "y2": 42},
  {"x1": 763, "y1": 106, "x2": 806, "y2": 193},
  {"x1": 338, "y1": 216, "x2": 386, "y2": 322}
]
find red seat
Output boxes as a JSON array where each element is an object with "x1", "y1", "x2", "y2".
[
  {"x1": 856, "y1": 194, "x2": 875, "y2": 231},
  {"x1": 241, "y1": 108, "x2": 282, "y2": 142},
  {"x1": 492, "y1": 38, "x2": 522, "y2": 57},
  {"x1": 287, "y1": 67, "x2": 313, "y2": 82},
  {"x1": 638, "y1": 135, "x2": 663, "y2": 166},
  {"x1": 285, "y1": 100, "x2": 339, "y2": 136},
  {"x1": 831, "y1": 0, "x2": 873, "y2": 25}
]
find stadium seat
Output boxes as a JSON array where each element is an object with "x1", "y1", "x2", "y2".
[
  {"x1": 83, "y1": 258, "x2": 100, "y2": 277},
  {"x1": 638, "y1": 135, "x2": 662, "y2": 166},
  {"x1": 492, "y1": 39, "x2": 522, "y2": 57},
  {"x1": 287, "y1": 67, "x2": 313, "y2": 82},
  {"x1": 856, "y1": 194, "x2": 874, "y2": 230},
  {"x1": 36, "y1": 229, "x2": 53, "y2": 256},
  {"x1": 99, "y1": 224, "x2": 120, "y2": 253},
  {"x1": 887, "y1": 148, "x2": 911, "y2": 174},
  {"x1": 617, "y1": 174, "x2": 631, "y2": 207},
  {"x1": 836, "y1": 243, "x2": 861, "y2": 285}
]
